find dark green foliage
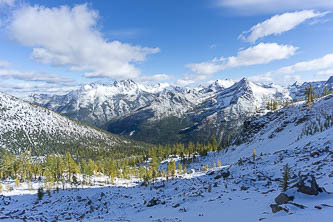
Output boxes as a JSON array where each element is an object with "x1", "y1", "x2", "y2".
[
  {"x1": 321, "y1": 86, "x2": 332, "y2": 97},
  {"x1": 305, "y1": 84, "x2": 315, "y2": 109},
  {"x1": 281, "y1": 164, "x2": 290, "y2": 192},
  {"x1": 37, "y1": 187, "x2": 44, "y2": 201}
]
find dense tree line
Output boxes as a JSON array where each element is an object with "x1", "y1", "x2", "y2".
[{"x1": 0, "y1": 137, "x2": 223, "y2": 191}]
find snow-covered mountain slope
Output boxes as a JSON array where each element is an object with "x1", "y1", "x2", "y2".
[
  {"x1": 0, "y1": 92, "x2": 142, "y2": 154},
  {"x1": 27, "y1": 77, "x2": 333, "y2": 145},
  {"x1": 28, "y1": 80, "x2": 207, "y2": 128},
  {"x1": 1, "y1": 95, "x2": 332, "y2": 221},
  {"x1": 288, "y1": 76, "x2": 333, "y2": 101},
  {"x1": 182, "y1": 78, "x2": 291, "y2": 145}
]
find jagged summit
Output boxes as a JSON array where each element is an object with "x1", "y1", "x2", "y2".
[
  {"x1": 326, "y1": 75, "x2": 333, "y2": 84},
  {"x1": 205, "y1": 79, "x2": 236, "y2": 92},
  {"x1": 0, "y1": 92, "x2": 136, "y2": 154},
  {"x1": 27, "y1": 76, "x2": 333, "y2": 145}
]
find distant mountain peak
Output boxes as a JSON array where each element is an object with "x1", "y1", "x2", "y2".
[{"x1": 326, "y1": 76, "x2": 333, "y2": 84}]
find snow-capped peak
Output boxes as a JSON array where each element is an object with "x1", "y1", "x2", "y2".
[{"x1": 326, "y1": 76, "x2": 333, "y2": 84}]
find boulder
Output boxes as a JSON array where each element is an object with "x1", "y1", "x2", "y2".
[
  {"x1": 270, "y1": 204, "x2": 288, "y2": 213},
  {"x1": 296, "y1": 174, "x2": 324, "y2": 196},
  {"x1": 147, "y1": 197, "x2": 160, "y2": 207},
  {"x1": 274, "y1": 193, "x2": 294, "y2": 205},
  {"x1": 221, "y1": 171, "x2": 230, "y2": 179}
]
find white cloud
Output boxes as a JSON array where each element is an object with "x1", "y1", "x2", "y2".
[
  {"x1": 276, "y1": 54, "x2": 333, "y2": 74},
  {"x1": 216, "y1": 0, "x2": 333, "y2": 14},
  {"x1": 175, "y1": 79, "x2": 196, "y2": 87},
  {"x1": 240, "y1": 10, "x2": 328, "y2": 43},
  {"x1": 141, "y1": 74, "x2": 171, "y2": 82},
  {"x1": 8, "y1": 4, "x2": 159, "y2": 79},
  {"x1": 187, "y1": 43, "x2": 297, "y2": 76},
  {"x1": 187, "y1": 62, "x2": 222, "y2": 76},
  {"x1": 0, "y1": 60, "x2": 10, "y2": 67},
  {"x1": 250, "y1": 53, "x2": 333, "y2": 85},
  {"x1": 0, "y1": 69, "x2": 74, "y2": 84},
  {"x1": 0, "y1": 80, "x2": 78, "y2": 97},
  {"x1": 316, "y1": 69, "x2": 333, "y2": 76}
]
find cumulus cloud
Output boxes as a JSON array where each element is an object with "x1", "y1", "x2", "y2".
[
  {"x1": 250, "y1": 53, "x2": 333, "y2": 85},
  {"x1": 215, "y1": 0, "x2": 333, "y2": 14},
  {"x1": 276, "y1": 54, "x2": 333, "y2": 74},
  {"x1": 141, "y1": 74, "x2": 171, "y2": 82},
  {"x1": 175, "y1": 79, "x2": 196, "y2": 87},
  {"x1": 0, "y1": 69, "x2": 74, "y2": 84},
  {"x1": 8, "y1": 4, "x2": 159, "y2": 79},
  {"x1": 316, "y1": 69, "x2": 333, "y2": 76},
  {"x1": 187, "y1": 43, "x2": 297, "y2": 76},
  {"x1": 0, "y1": 80, "x2": 78, "y2": 97},
  {"x1": 240, "y1": 10, "x2": 328, "y2": 43}
]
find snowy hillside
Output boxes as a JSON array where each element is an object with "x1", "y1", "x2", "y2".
[
  {"x1": 288, "y1": 76, "x2": 333, "y2": 101},
  {"x1": 27, "y1": 77, "x2": 333, "y2": 146},
  {"x1": 183, "y1": 78, "x2": 291, "y2": 145},
  {"x1": 0, "y1": 92, "x2": 141, "y2": 154},
  {"x1": 28, "y1": 80, "x2": 206, "y2": 127},
  {"x1": 1, "y1": 94, "x2": 332, "y2": 221}
]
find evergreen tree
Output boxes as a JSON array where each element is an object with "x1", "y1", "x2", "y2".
[
  {"x1": 211, "y1": 136, "x2": 218, "y2": 151},
  {"x1": 177, "y1": 163, "x2": 183, "y2": 174},
  {"x1": 281, "y1": 164, "x2": 290, "y2": 192},
  {"x1": 37, "y1": 187, "x2": 44, "y2": 201},
  {"x1": 305, "y1": 84, "x2": 315, "y2": 109},
  {"x1": 272, "y1": 101, "x2": 278, "y2": 110},
  {"x1": 322, "y1": 86, "x2": 332, "y2": 97}
]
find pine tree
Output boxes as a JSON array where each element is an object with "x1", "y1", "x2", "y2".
[
  {"x1": 211, "y1": 136, "x2": 218, "y2": 151},
  {"x1": 37, "y1": 187, "x2": 44, "y2": 201},
  {"x1": 168, "y1": 160, "x2": 176, "y2": 177},
  {"x1": 322, "y1": 86, "x2": 332, "y2": 97},
  {"x1": 272, "y1": 101, "x2": 278, "y2": 110},
  {"x1": 252, "y1": 148, "x2": 256, "y2": 161},
  {"x1": 177, "y1": 163, "x2": 183, "y2": 174},
  {"x1": 305, "y1": 84, "x2": 315, "y2": 109},
  {"x1": 281, "y1": 164, "x2": 290, "y2": 192},
  {"x1": 15, "y1": 177, "x2": 20, "y2": 187},
  {"x1": 266, "y1": 101, "x2": 271, "y2": 110}
]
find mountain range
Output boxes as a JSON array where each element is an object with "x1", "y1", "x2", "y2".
[
  {"x1": 27, "y1": 76, "x2": 333, "y2": 146},
  {"x1": 0, "y1": 92, "x2": 146, "y2": 155}
]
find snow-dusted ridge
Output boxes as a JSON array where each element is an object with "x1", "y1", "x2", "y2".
[
  {"x1": 1, "y1": 94, "x2": 333, "y2": 221},
  {"x1": 0, "y1": 92, "x2": 142, "y2": 154},
  {"x1": 27, "y1": 77, "x2": 333, "y2": 145}
]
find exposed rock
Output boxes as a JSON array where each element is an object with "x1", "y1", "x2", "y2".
[
  {"x1": 172, "y1": 203, "x2": 180, "y2": 208},
  {"x1": 147, "y1": 198, "x2": 160, "y2": 207},
  {"x1": 240, "y1": 186, "x2": 249, "y2": 191},
  {"x1": 296, "y1": 174, "x2": 324, "y2": 196},
  {"x1": 314, "y1": 205, "x2": 322, "y2": 210},
  {"x1": 274, "y1": 193, "x2": 293, "y2": 205},
  {"x1": 207, "y1": 171, "x2": 215, "y2": 176},
  {"x1": 290, "y1": 202, "x2": 306, "y2": 209},
  {"x1": 270, "y1": 204, "x2": 288, "y2": 213},
  {"x1": 221, "y1": 171, "x2": 230, "y2": 179}
]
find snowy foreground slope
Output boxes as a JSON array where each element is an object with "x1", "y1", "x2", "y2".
[
  {"x1": 0, "y1": 92, "x2": 139, "y2": 154},
  {"x1": 1, "y1": 96, "x2": 333, "y2": 221}
]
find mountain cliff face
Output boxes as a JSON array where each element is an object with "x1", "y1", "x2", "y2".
[
  {"x1": 0, "y1": 92, "x2": 143, "y2": 155},
  {"x1": 288, "y1": 77, "x2": 333, "y2": 100},
  {"x1": 27, "y1": 77, "x2": 333, "y2": 145}
]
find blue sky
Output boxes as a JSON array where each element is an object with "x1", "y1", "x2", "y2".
[{"x1": 1, "y1": 0, "x2": 333, "y2": 96}]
